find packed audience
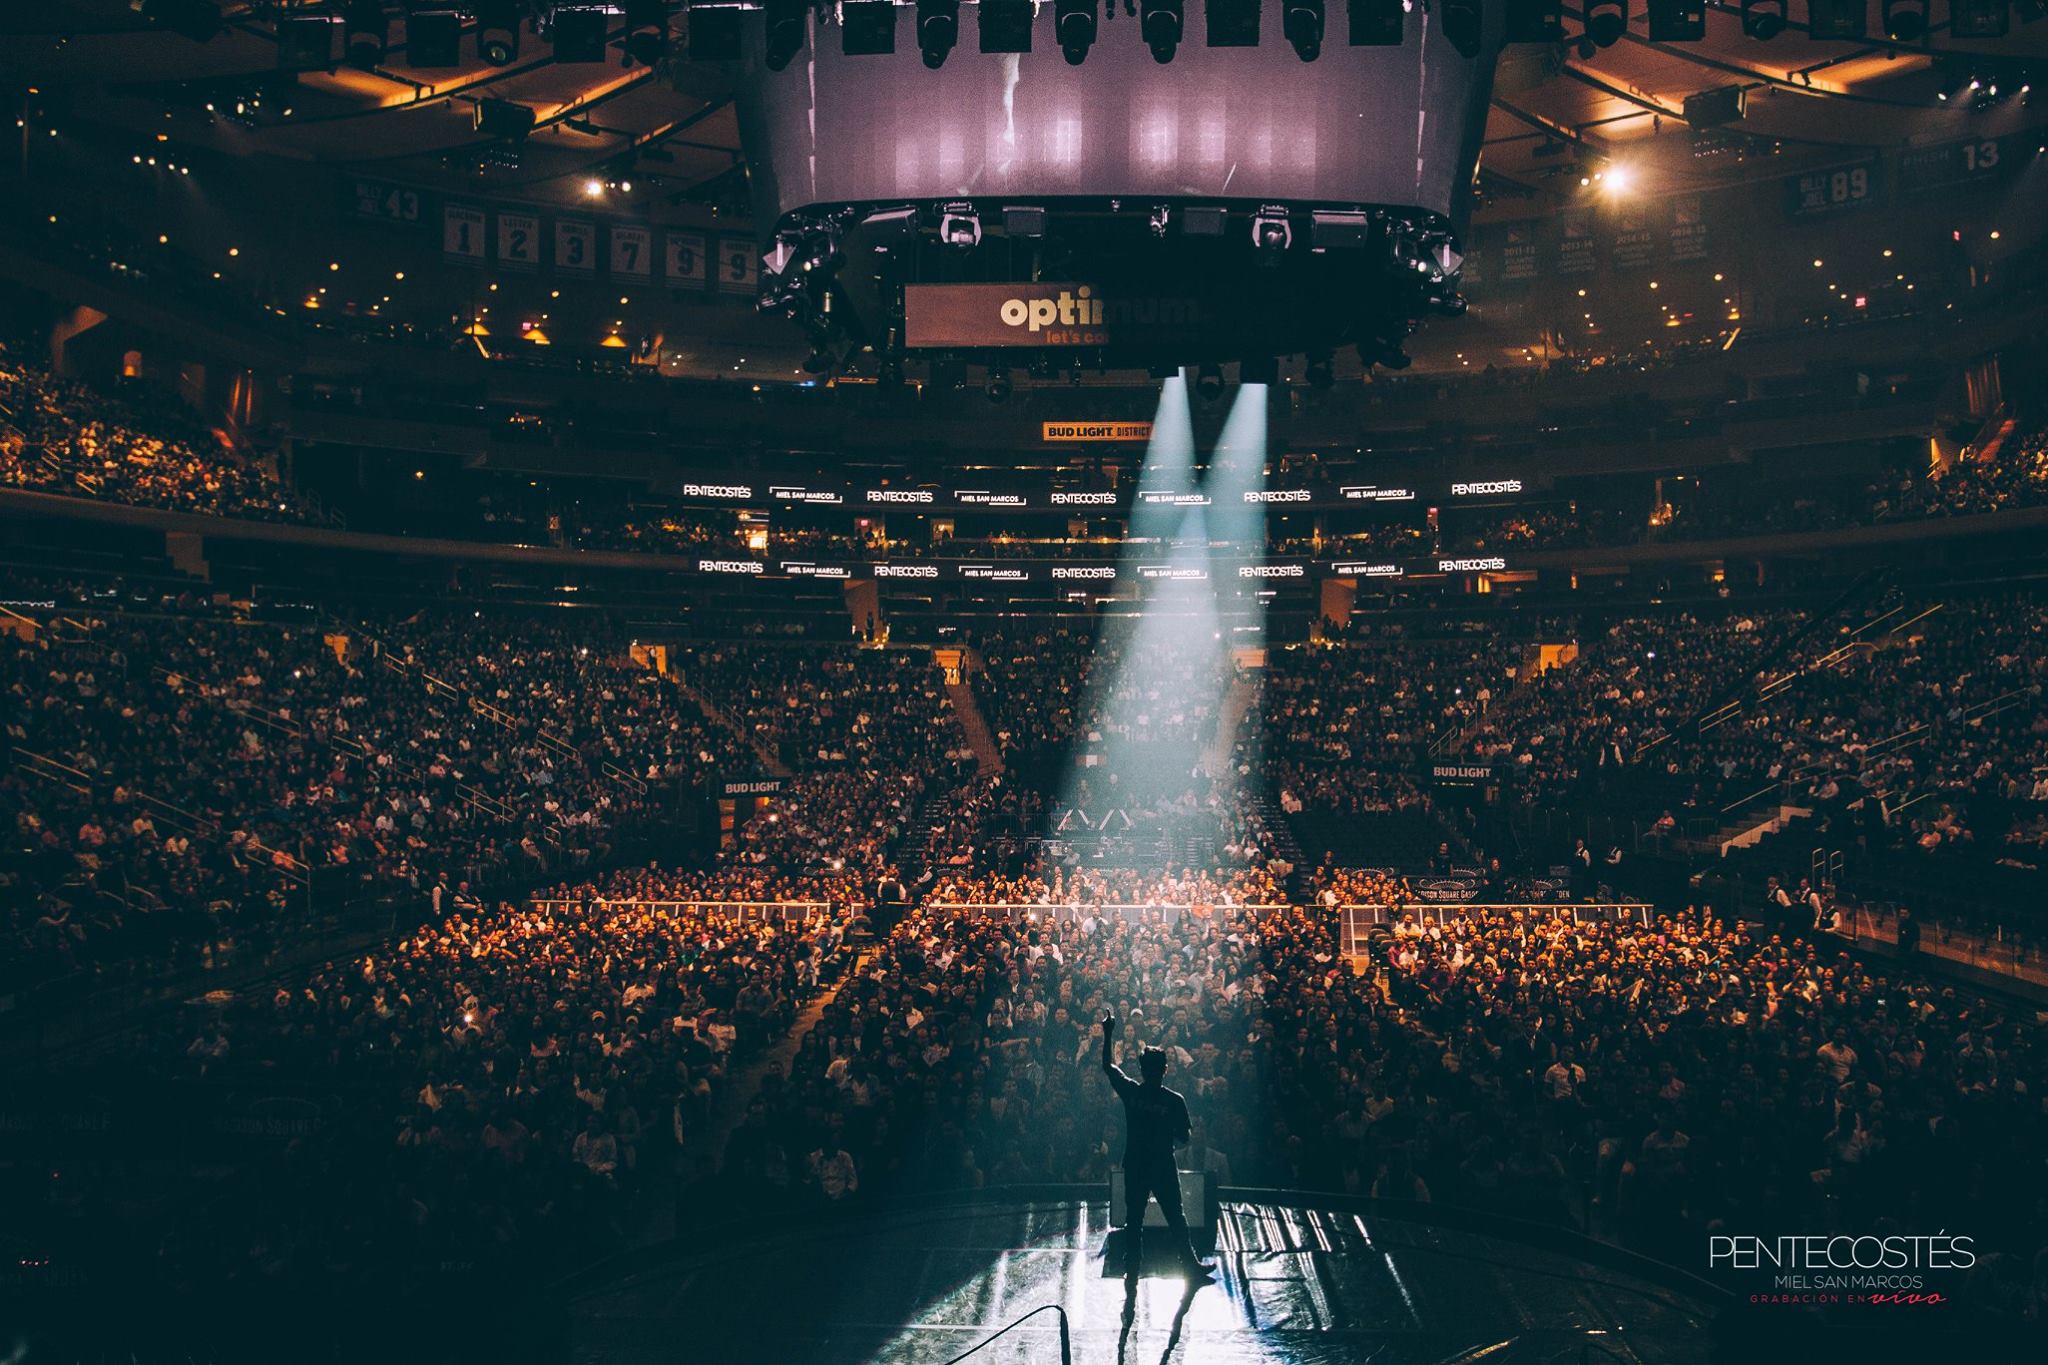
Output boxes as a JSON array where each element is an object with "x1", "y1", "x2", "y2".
[
  {"x1": 0, "y1": 341, "x2": 322, "y2": 522},
  {"x1": 1254, "y1": 630, "x2": 1524, "y2": 815},
  {"x1": 1, "y1": 595, "x2": 754, "y2": 991}
]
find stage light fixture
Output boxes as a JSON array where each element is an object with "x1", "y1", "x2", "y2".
[
  {"x1": 764, "y1": 0, "x2": 808, "y2": 68},
  {"x1": 1206, "y1": 0, "x2": 1261, "y2": 47},
  {"x1": 475, "y1": 97, "x2": 536, "y2": 140},
  {"x1": 1351, "y1": 0, "x2": 1400, "y2": 42},
  {"x1": 277, "y1": 13, "x2": 337, "y2": 70},
  {"x1": 981, "y1": 0, "x2": 1033, "y2": 49},
  {"x1": 1284, "y1": 0, "x2": 1324, "y2": 58},
  {"x1": 622, "y1": 0, "x2": 669, "y2": 64},
  {"x1": 687, "y1": 1, "x2": 743, "y2": 58},
  {"x1": 1740, "y1": 0, "x2": 1787, "y2": 34},
  {"x1": 1252, "y1": 209, "x2": 1292, "y2": 254},
  {"x1": 1442, "y1": 0, "x2": 1482, "y2": 56},
  {"x1": 1142, "y1": 0, "x2": 1184, "y2": 59},
  {"x1": 917, "y1": 0, "x2": 960, "y2": 65},
  {"x1": 986, "y1": 365, "x2": 1013, "y2": 402},
  {"x1": 1648, "y1": 0, "x2": 1705, "y2": 38},
  {"x1": 1880, "y1": 0, "x2": 1926, "y2": 38},
  {"x1": 343, "y1": 0, "x2": 388, "y2": 67},
  {"x1": 404, "y1": 6, "x2": 464, "y2": 65},
  {"x1": 842, "y1": 0, "x2": 897, "y2": 52},
  {"x1": 805, "y1": 346, "x2": 835, "y2": 375},
  {"x1": 1584, "y1": 0, "x2": 1627, "y2": 46},
  {"x1": 1347, "y1": 0, "x2": 1401, "y2": 43},
  {"x1": 476, "y1": 0, "x2": 521, "y2": 64},
  {"x1": 131, "y1": 0, "x2": 222, "y2": 43},
  {"x1": 1003, "y1": 205, "x2": 1047, "y2": 237},
  {"x1": 940, "y1": 206, "x2": 982, "y2": 248},
  {"x1": 1195, "y1": 365, "x2": 1225, "y2": 401},
  {"x1": 550, "y1": 5, "x2": 609, "y2": 61},
  {"x1": 1949, "y1": 0, "x2": 2009, "y2": 35},
  {"x1": 1505, "y1": 0, "x2": 1562, "y2": 40},
  {"x1": 1806, "y1": 0, "x2": 1867, "y2": 38},
  {"x1": 1055, "y1": 0, "x2": 1097, "y2": 62}
]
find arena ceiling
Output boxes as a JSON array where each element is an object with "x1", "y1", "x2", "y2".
[{"x1": 3, "y1": 2, "x2": 2043, "y2": 223}]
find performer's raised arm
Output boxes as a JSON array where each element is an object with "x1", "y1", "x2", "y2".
[{"x1": 1101, "y1": 1011, "x2": 1133, "y2": 1092}]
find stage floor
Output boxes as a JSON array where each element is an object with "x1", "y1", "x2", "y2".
[{"x1": 567, "y1": 1196, "x2": 1721, "y2": 1364}]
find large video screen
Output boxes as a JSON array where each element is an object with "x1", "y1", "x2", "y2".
[{"x1": 734, "y1": 8, "x2": 1495, "y2": 229}]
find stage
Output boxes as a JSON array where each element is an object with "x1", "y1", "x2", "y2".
[{"x1": 565, "y1": 1192, "x2": 1725, "y2": 1364}]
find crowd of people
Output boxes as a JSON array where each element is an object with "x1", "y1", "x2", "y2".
[
  {"x1": 1253, "y1": 630, "x2": 1524, "y2": 816},
  {"x1": 0, "y1": 341, "x2": 322, "y2": 522}
]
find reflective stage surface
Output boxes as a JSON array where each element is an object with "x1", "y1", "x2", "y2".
[{"x1": 567, "y1": 1196, "x2": 1722, "y2": 1364}]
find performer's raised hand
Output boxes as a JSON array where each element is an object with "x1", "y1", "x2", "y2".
[{"x1": 1101, "y1": 1011, "x2": 1117, "y2": 1035}]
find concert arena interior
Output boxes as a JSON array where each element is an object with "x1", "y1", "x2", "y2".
[{"x1": 2, "y1": 3, "x2": 2046, "y2": 1362}]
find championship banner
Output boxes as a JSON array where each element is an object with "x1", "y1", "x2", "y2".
[
  {"x1": 1043, "y1": 422, "x2": 1154, "y2": 443},
  {"x1": 1556, "y1": 209, "x2": 1596, "y2": 275},
  {"x1": 1611, "y1": 207, "x2": 1654, "y2": 270},
  {"x1": 905, "y1": 283, "x2": 1202, "y2": 348},
  {"x1": 1501, "y1": 223, "x2": 1538, "y2": 283},
  {"x1": 1668, "y1": 195, "x2": 1707, "y2": 262}
]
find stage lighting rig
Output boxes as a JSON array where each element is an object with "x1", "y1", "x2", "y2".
[
  {"x1": 842, "y1": 0, "x2": 898, "y2": 53},
  {"x1": 1807, "y1": 0, "x2": 1867, "y2": 38},
  {"x1": 1740, "y1": 0, "x2": 1786, "y2": 36},
  {"x1": 917, "y1": 0, "x2": 960, "y2": 66},
  {"x1": 1348, "y1": 0, "x2": 1402, "y2": 44},
  {"x1": 1148, "y1": 204, "x2": 1171, "y2": 237},
  {"x1": 1442, "y1": 0, "x2": 1481, "y2": 56},
  {"x1": 405, "y1": 6, "x2": 465, "y2": 66},
  {"x1": 764, "y1": 0, "x2": 808, "y2": 70},
  {"x1": 1207, "y1": 0, "x2": 1260, "y2": 45},
  {"x1": 1055, "y1": 0, "x2": 1098, "y2": 62},
  {"x1": 1504, "y1": 0, "x2": 1561, "y2": 40},
  {"x1": 940, "y1": 204, "x2": 982, "y2": 248},
  {"x1": 343, "y1": 0, "x2": 387, "y2": 67},
  {"x1": 1583, "y1": 0, "x2": 1626, "y2": 48},
  {"x1": 1142, "y1": 0, "x2": 1183, "y2": 60},
  {"x1": 1284, "y1": 0, "x2": 1324, "y2": 59},
  {"x1": 981, "y1": 0, "x2": 1033, "y2": 50},
  {"x1": 1251, "y1": 208, "x2": 1293, "y2": 255},
  {"x1": 1950, "y1": 0, "x2": 2009, "y2": 36},
  {"x1": 1882, "y1": 0, "x2": 1928, "y2": 40},
  {"x1": 623, "y1": 0, "x2": 671, "y2": 64},
  {"x1": 131, "y1": 0, "x2": 222, "y2": 43},
  {"x1": 548, "y1": 4, "x2": 611, "y2": 62},
  {"x1": 1647, "y1": 0, "x2": 1704, "y2": 39},
  {"x1": 476, "y1": 0, "x2": 522, "y2": 65},
  {"x1": 1195, "y1": 364, "x2": 1225, "y2": 401}
]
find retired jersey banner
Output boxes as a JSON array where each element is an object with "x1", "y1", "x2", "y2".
[
  {"x1": 442, "y1": 204, "x2": 486, "y2": 260},
  {"x1": 1042, "y1": 422, "x2": 1153, "y2": 443}
]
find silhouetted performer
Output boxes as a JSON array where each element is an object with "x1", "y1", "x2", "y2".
[{"x1": 1100, "y1": 1012, "x2": 1213, "y2": 1280}]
